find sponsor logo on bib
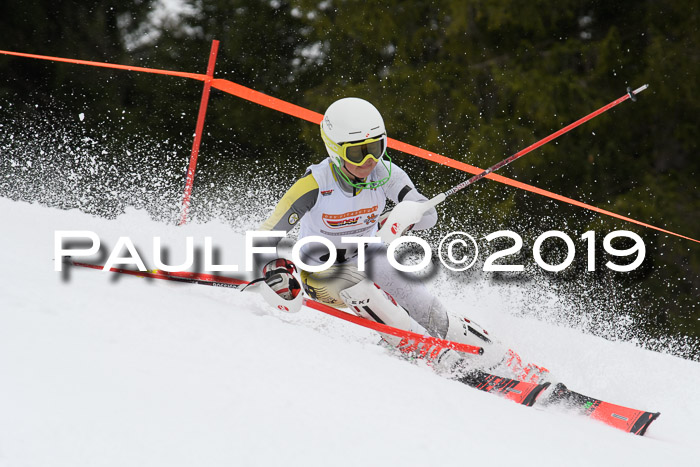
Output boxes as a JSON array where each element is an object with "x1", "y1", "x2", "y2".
[{"x1": 322, "y1": 205, "x2": 379, "y2": 229}]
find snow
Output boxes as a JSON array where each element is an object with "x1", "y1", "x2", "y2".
[
  {"x1": 121, "y1": 0, "x2": 201, "y2": 52},
  {"x1": 1, "y1": 198, "x2": 699, "y2": 466}
]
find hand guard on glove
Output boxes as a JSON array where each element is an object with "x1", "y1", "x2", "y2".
[
  {"x1": 261, "y1": 258, "x2": 301, "y2": 301},
  {"x1": 243, "y1": 258, "x2": 303, "y2": 312}
]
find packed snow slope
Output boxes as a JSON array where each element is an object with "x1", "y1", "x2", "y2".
[{"x1": 1, "y1": 198, "x2": 699, "y2": 467}]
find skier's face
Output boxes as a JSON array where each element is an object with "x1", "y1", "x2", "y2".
[{"x1": 343, "y1": 157, "x2": 377, "y2": 180}]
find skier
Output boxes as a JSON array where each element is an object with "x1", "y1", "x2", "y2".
[{"x1": 255, "y1": 97, "x2": 548, "y2": 382}]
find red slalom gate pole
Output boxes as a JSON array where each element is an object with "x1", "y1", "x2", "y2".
[
  {"x1": 64, "y1": 258, "x2": 484, "y2": 356},
  {"x1": 179, "y1": 39, "x2": 220, "y2": 225}
]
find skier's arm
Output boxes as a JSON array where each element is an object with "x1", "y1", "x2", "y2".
[
  {"x1": 260, "y1": 171, "x2": 319, "y2": 233},
  {"x1": 254, "y1": 171, "x2": 319, "y2": 270}
]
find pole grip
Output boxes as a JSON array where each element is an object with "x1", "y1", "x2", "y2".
[{"x1": 426, "y1": 192, "x2": 447, "y2": 209}]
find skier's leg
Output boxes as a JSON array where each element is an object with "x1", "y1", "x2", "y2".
[
  {"x1": 300, "y1": 263, "x2": 447, "y2": 362},
  {"x1": 363, "y1": 246, "x2": 448, "y2": 337},
  {"x1": 364, "y1": 247, "x2": 549, "y2": 381},
  {"x1": 338, "y1": 279, "x2": 458, "y2": 368},
  {"x1": 299, "y1": 249, "x2": 549, "y2": 381},
  {"x1": 339, "y1": 279, "x2": 428, "y2": 338}
]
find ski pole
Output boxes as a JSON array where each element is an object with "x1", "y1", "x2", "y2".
[
  {"x1": 430, "y1": 85, "x2": 648, "y2": 205},
  {"x1": 379, "y1": 85, "x2": 648, "y2": 242},
  {"x1": 64, "y1": 257, "x2": 248, "y2": 289}
]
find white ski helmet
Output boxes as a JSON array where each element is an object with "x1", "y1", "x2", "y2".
[{"x1": 320, "y1": 97, "x2": 392, "y2": 189}]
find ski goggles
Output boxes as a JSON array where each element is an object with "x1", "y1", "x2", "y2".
[{"x1": 321, "y1": 127, "x2": 387, "y2": 166}]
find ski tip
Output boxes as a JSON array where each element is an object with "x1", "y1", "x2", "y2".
[{"x1": 634, "y1": 411, "x2": 661, "y2": 436}]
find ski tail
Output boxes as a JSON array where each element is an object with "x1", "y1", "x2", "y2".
[
  {"x1": 457, "y1": 370, "x2": 550, "y2": 407},
  {"x1": 546, "y1": 383, "x2": 660, "y2": 435},
  {"x1": 629, "y1": 411, "x2": 661, "y2": 436}
]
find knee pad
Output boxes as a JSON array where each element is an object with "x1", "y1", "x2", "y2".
[
  {"x1": 300, "y1": 264, "x2": 366, "y2": 307},
  {"x1": 339, "y1": 279, "x2": 428, "y2": 342}
]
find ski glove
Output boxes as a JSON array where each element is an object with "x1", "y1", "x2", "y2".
[
  {"x1": 260, "y1": 258, "x2": 301, "y2": 301},
  {"x1": 378, "y1": 209, "x2": 414, "y2": 232}
]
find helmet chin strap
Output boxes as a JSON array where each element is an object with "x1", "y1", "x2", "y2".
[
  {"x1": 340, "y1": 162, "x2": 364, "y2": 195},
  {"x1": 343, "y1": 162, "x2": 365, "y2": 183}
]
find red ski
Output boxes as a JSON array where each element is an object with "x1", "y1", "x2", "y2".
[
  {"x1": 456, "y1": 370, "x2": 551, "y2": 407},
  {"x1": 545, "y1": 383, "x2": 660, "y2": 435},
  {"x1": 457, "y1": 372, "x2": 659, "y2": 435}
]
